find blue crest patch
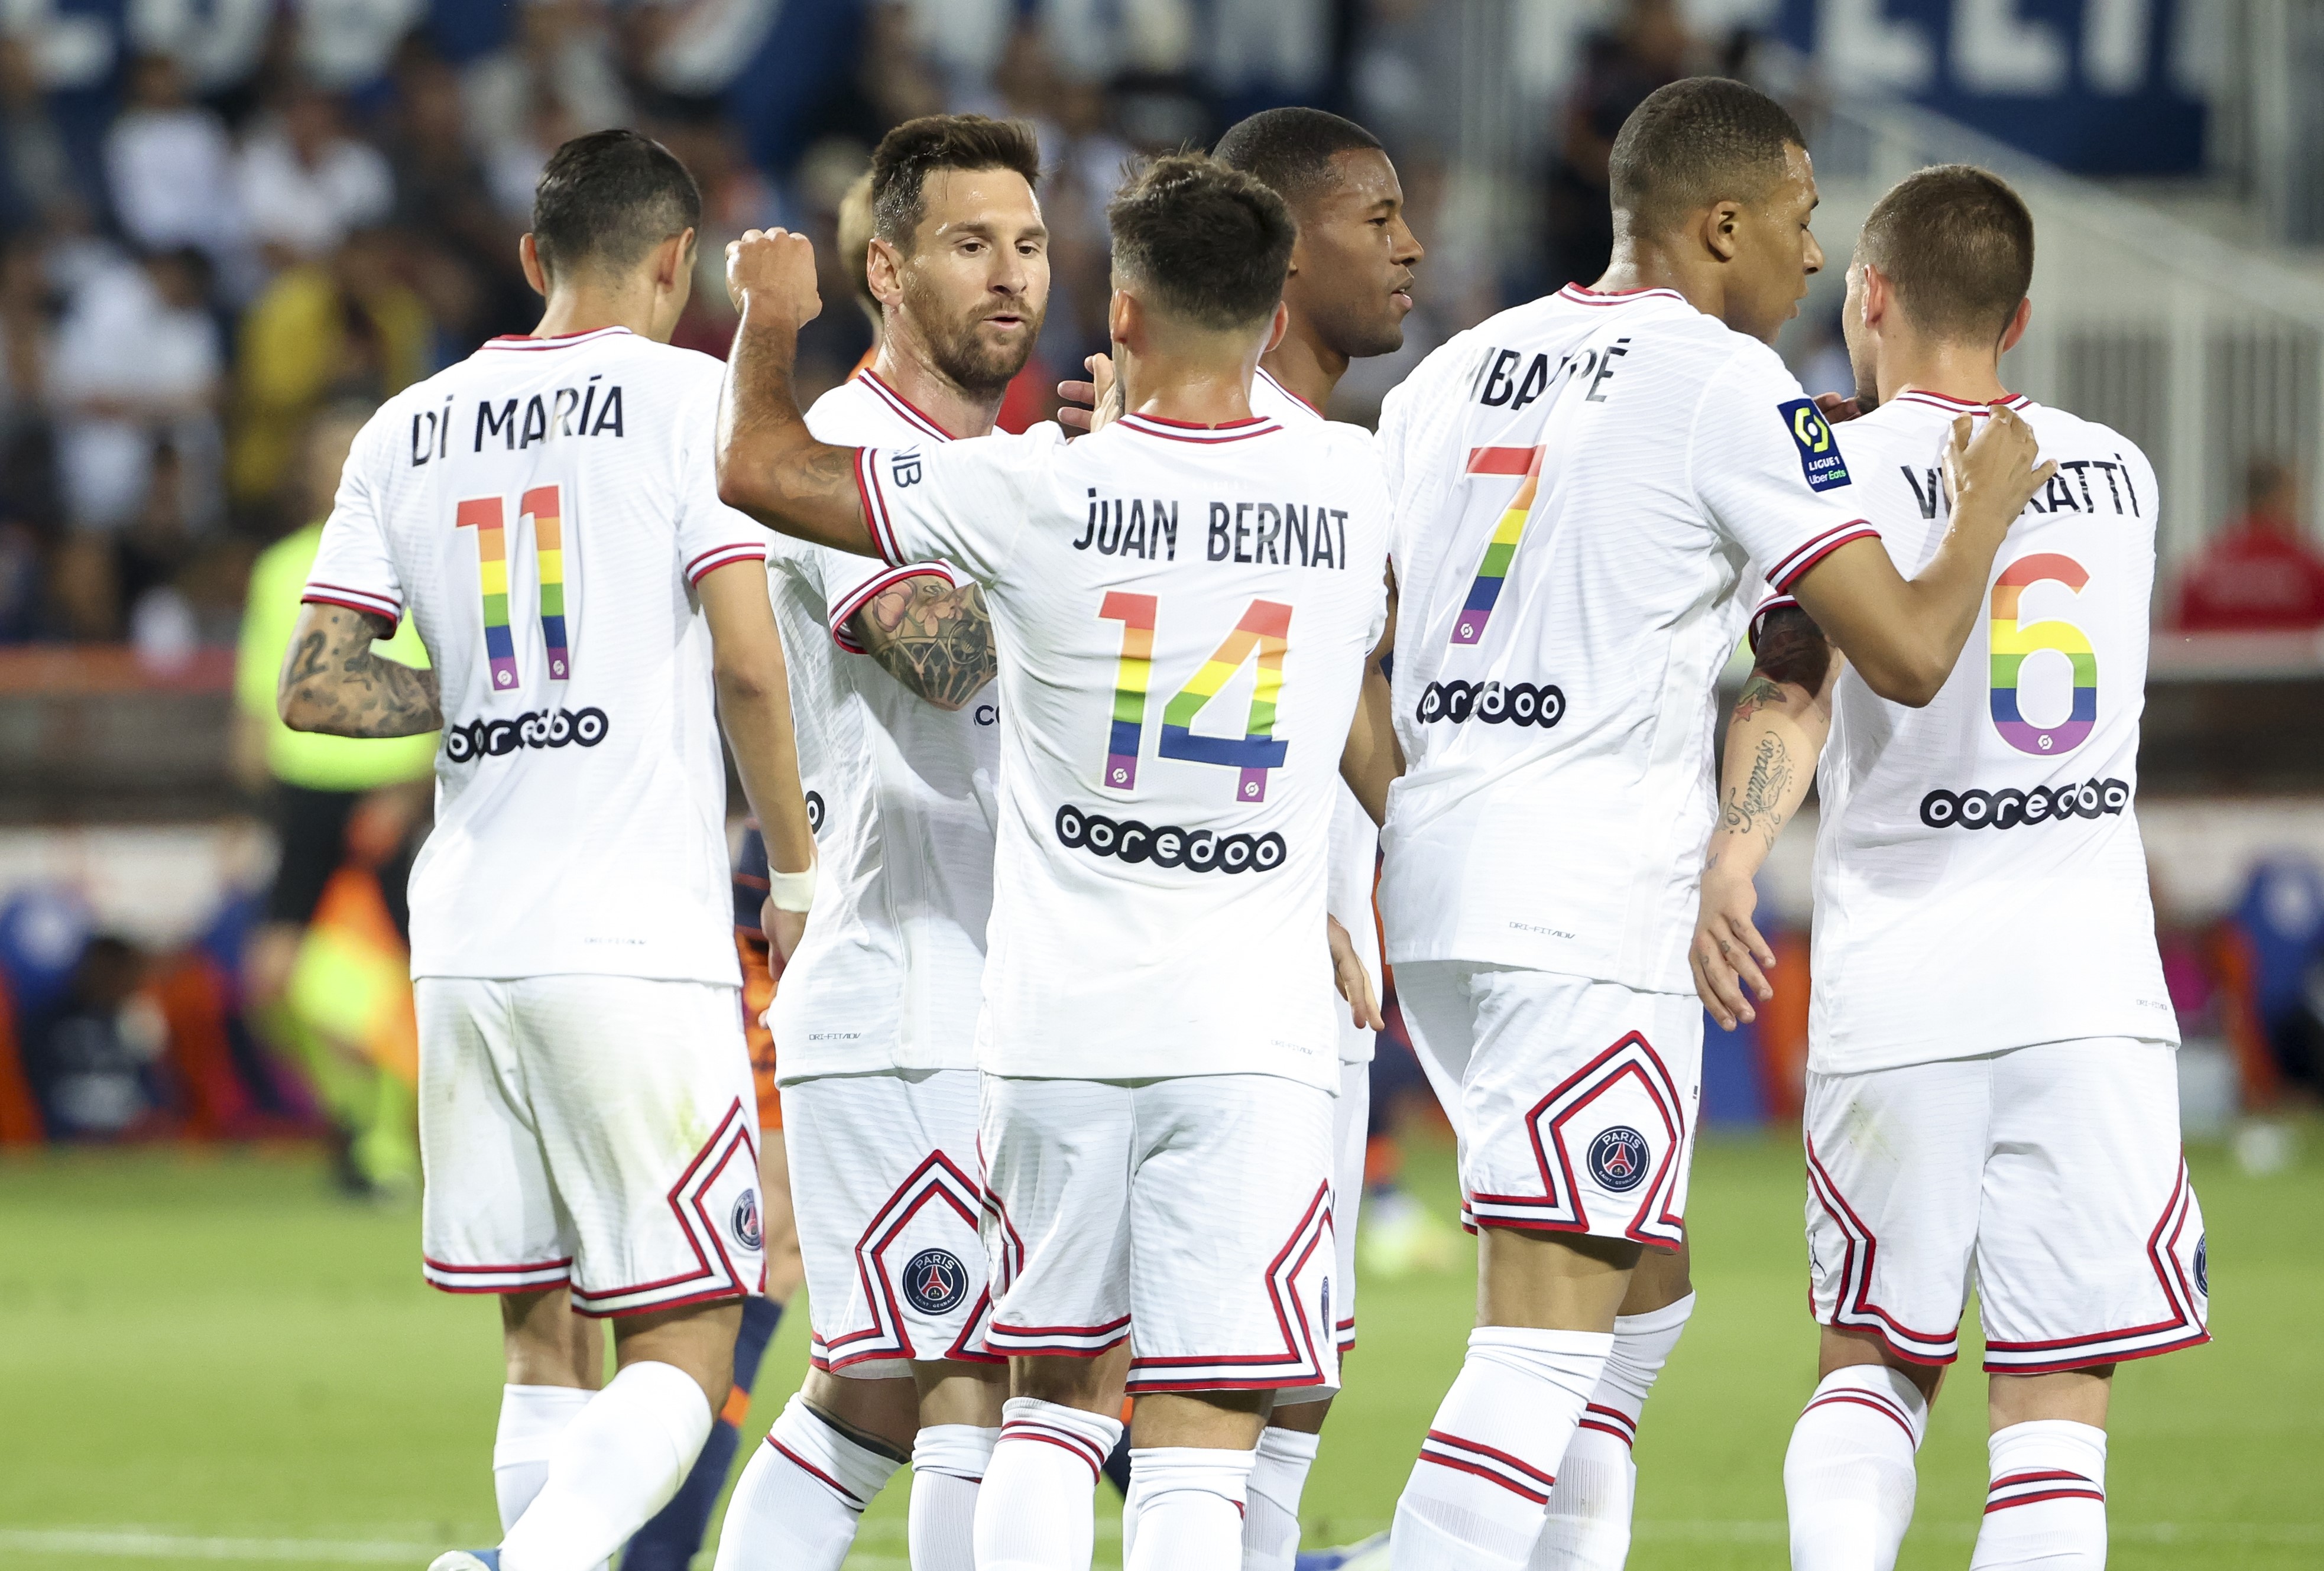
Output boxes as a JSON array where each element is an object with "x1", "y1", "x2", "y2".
[
  {"x1": 1777, "y1": 398, "x2": 1851, "y2": 491},
  {"x1": 2194, "y1": 1233, "x2": 2208, "y2": 1296},
  {"x1": 1587, "y1": 1126, "x2": 1652, "y2": 1193},
  {"x1": 902, "y1": 1248, "x2": 970, "y2": 1315},
  {"x1": 731, "y1": 1189, "x2": 763, "y2": 1251}
]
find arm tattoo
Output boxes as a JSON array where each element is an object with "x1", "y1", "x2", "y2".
[
  {"x1": 1731, "y1": 674, "x2": 1789, "y2": 723},
  {"x1": 1719, "y1": 732, "x2": 1795, "y2": 846},
  {"x1": 850, "y1": 574, "x2": 997, "y2": 710},
  {"x1": 1753, "y1": 605, "x2": 1835, "y2": 692},
  {"x1": 279, "y1": 606, "x2": 442, "y2": 738}
]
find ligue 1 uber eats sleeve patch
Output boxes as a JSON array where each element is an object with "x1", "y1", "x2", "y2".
[{"x1": 1777, "y1": 397, "x2": 1851, "y2": 492}]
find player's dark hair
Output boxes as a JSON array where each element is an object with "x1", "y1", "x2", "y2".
[
  {"x1": 1108, "y1": 154, "x2": 1296, "y2": 332},
  {"x1": 1211, "y1": 107, "x2": 1384, "y2": 209},
  {"x1": 1857, "y1": 163, "x2": 2034, "y2": 348},
  {"x1": 870, "y1": 115, "x2": 1042, "y2": 251},
  {"x1": 531, "y1": 129, "x2": 701, "y2": 281},
  {"x1": 1608, "y1": 76, "x2": 1805, "y2": 237}
]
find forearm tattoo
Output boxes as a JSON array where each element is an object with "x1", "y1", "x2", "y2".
[
  {"x1": 281, "y1": 606, "x2": 442, "y2": 737},
  {"x1": 724, "y1": 312, "x2": 873, "y2": 549},
  {"x1": 1719, "y1": 732, "x2": 1795, "y2": 846},
  {"x1": 851, "y1": 576, "x2": 997, "y2": 710}
]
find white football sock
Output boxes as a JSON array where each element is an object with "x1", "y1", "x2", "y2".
[
  {"x1": 974, "y1": 1397, "x2": 1122, "y2": 1571},
  {"x1": 1533, "y1": 1289, "x2": 1694, "y2": 1569},
  {"x1": 1969, "y1": 1421, "x2": 2108, "y2": 1571},
  {"x1": 1783, "y1": 1365, "x2": 1930, "y2": 1571},
  {"x1": 909, "y1": 1423, "x2": 998, "y2": 1571},
  {"x1": 492, "y1": 1384, "x2": 594, "y2": 1531},
  {"x1": 1391, "y1": 1326, "x2": 1614, "y2": 1571},
  {"x1": 1126, "y1": 1447, "x2": 1257, "y2": 1571},
  {"x1": 711, "y1": 1393, "x2": 903, "y2": 1571},
  {"x1": 1242, "y1": 1426, "x2": 1321, "y2": 1570},
  {"x1": 497, "y1": 1361, "x2": 710, "y2": 1571}
]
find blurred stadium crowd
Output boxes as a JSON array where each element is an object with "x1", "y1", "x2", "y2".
[{"x1": 1, "y1": 0, "x2": 2320, "y2": 1176}]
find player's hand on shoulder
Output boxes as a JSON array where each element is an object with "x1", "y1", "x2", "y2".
[
  {"x1": 1327, "y1": 914, "x2": 1384, "y2": 1032},
  {"x1": 1690, "y1": 858, "x2": 1776, "y2": 1031},
  {"x1": 726, "y1": 228, "x2": 823, "y2": 328},
  {"x1": 1814, "y1": 391, "x2": 1862, "y2": 424},
  {"x1": 1943, "y1": 405, "x2": 2054, "y2": 520},
  {"x1": 1055, "y1": 352, "x2": 1119, "y2": 435}
]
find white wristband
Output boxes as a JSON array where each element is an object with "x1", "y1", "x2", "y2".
[{"x1": 766, "y1": 865, "x2": 817, "y2": 913}]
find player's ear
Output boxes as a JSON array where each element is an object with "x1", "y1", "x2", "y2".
[
  {"x1": 1108, "y1": 288, "x2": 1136, "y2": 352},
  {"x1": 1264, "y1": 299, "x2": 1289, "y2": 355},
  {"x1": 1703, "y1": 200, "x2": 1743, "y2": 264},
  {"x1": 1859, "y1": 261, "x2": 1891, "y2": 329},
  {"x1": 518, "y1": 232, "x2": 547, "y2": 299},
  {"x1": 866, "y1": 236, "x2": 904, "y2": 308},
  {"x1": 660, "y1": 228, "x2": 696, "y2": 293},
  {"x1": 1998, "y1": 295, "x2": 2032, "y2": 356}
]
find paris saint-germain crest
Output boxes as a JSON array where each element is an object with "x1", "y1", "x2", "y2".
[
  {"x1": 902, "y1": 1248, "x2": 969, "y2": 1315},
  {"x1": 1587, "y1": 1127, "x2": 1652, "y2": 1193},
  {"x1": 731, "y1": 1189, "x2": 763, "y2": 1251}
]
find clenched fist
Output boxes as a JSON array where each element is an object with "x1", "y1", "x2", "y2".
[{"x1": 726, "y1": 228, "x2": 823, "y2": 329}]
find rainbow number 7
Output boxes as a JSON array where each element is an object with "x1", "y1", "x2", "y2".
[
  {"x1": 456, "y1": 485, "x2": 569, "y2": 689},
  {"x1": 1099, "y1": 592, "x2": 1293, "y2": 802},
  {"x1": 1453, "y1": 444, "x2": 1546, "y2": 645}
]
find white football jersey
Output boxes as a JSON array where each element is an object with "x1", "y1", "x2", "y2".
[
  {"x1": 857, "y1": 410, "x2": 1390, "y2": 1089},
  {"x1": 1253, "y1": 366, "x2": 1380, "y2": 1062},
  {"x1": 766, "y1": 372, "x2": 1000, "y2": 1079},
  {"x1": 1787, "y1": 390, "x2": 2177, "y2": 1072},
  {"x1": 304, "y1": 325, "x2": 769, "y2": 984},
  {"x1": 1376, "y1": 284, "x2": 1878, "y2": 993}
]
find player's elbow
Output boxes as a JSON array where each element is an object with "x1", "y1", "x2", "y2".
[
  {"x1": 713, "y1": 655, "x2": 775, "y2": 706},
  {"x1": 1853, "y1": 648, "x2": 1947, "y2": 709},
  {"x1": 277, "y1": 682, "x2": 330, "y2": 733}
]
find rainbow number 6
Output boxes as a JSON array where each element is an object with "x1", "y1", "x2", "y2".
[{"x1": 1989, "y1": 552, "x2": 2093, "y2": 756}]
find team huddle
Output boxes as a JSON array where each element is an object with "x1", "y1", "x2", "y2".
[{"x1": 275, "y1": 72, "x2": 2204, "y2": 1571}]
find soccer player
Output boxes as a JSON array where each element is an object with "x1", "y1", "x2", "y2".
[
  {"x1": 710, "y1": 114, "x2": 1049, "y2": 1571},
  {"x1": 1211, "y1": 104, "x2": 1418, "y2": 1571},
  {"x1": 1367, "y1": 78, "x2": 2052, "y2": 1571},
  {"x1": 274, "y1": 129, "x2": 816, "y2": 1571},
  {"x1": 714, "y1": 153, "x2": 1395, "y2": 1571},
  {"x1": 1688, "y1": 165, "x2": 2208, "y2": 1571}
]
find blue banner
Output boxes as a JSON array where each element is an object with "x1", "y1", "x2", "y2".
[{"x1": 1776, "y1": 0, "x2": 2207, "y2": 175}]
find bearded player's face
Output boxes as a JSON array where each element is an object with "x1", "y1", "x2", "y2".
[{"x1": 886, "y1": 168, "x2": 1051, "y2": 396}]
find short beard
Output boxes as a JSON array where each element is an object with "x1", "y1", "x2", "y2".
[{"x1": 905, "y1": 275, "x2": 1038, "y2": 397}]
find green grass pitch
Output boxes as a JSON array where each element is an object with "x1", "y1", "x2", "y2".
[{"x1": 2, "y1": 1128, "x2": 2316, "y2": 1569}]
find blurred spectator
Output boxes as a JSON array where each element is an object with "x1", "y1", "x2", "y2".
[
  {"x1": 2172, "y1": 457, "x2": 2324, "y2": 632},
  {"x1": 297, "y1": 0, "x2": 432, "y2": 93},
  {"x1": 387, "y1": 50, "x2": 528, "y2": 339},
  {"x1": 233, "y1": 400, "x2": 433, "y2": 1194},
  {"x1": 236, "y1": 83, "x2": 395, "y2": 270},
  {"x1": 465, "y1": 0, "x2": 633, "y2": 196},
  {"x1": 48, "y1": 248, "x2": 223, "y2": 629},
  {"x1": 21, "y1": 934, "x2": 169, "y2": 1140},
  {"x1": 103, "y1": 54, "x2": 244, "y2": 269},
  {"x1": 0, "y1": 35, "x2": 73, "y2": 231},
  {"x1": 230, "y1": 228, "x2": 431, "y2": 510},
  {"x1": 1542, "y1": 0, "x2": 1693, "y2": 289}
]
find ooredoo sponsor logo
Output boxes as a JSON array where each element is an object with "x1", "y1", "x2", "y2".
[
  {"x1": 1918, "y1": 777, "x2": 2129, "y2": 830},
  {"x1": 1415, "y1": 679, "x2": 1565, "y2": 728},
  {"x1": 442, "y1": 706, "x2": 610, "y2": 762},
  {"x1": 1054, "y1": 804, "x2": 1286, "y2": 875}
]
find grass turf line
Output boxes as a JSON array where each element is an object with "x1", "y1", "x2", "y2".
[{"x1": 0, "y1": 1127, "x2": 2315, "y2": 1569}]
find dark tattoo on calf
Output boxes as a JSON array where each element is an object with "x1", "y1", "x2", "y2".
[
  {"x1": 278, "y1": 606, "x2": 443, "y2": 738},
  {"x1": 1719, "y1": 733, "x2": 1795, "y2": 846},
  {"x1": 850, "y1": 575, "x2": 997, "y2": 710}
]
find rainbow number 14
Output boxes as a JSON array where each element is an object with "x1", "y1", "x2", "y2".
[
  {"x1": 1100, "y1": 592, "x2": 1292, "y2": 801},
  {"x1": 456, "y1": 485, "x2": 569, "y2": 690}
]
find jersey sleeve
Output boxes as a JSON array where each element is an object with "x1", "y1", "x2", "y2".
[
  {"x1": 811, "y1": 547, "x2": 962, "y2": 655},
  {"x1": 1690, "y1": 346, "x2": 1880, "y2": 595},
  {"x1": 303, "y1": 417, "x2": 406, "y2": 630},
  {"x1": 676, "y1": 375, "x2": 772, "y2": 587},
  {"x1": 855, "y1": 425, "x2": 1061, "y2": 583}
]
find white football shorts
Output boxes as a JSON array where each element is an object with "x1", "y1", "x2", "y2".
[
  {"x1": 1396, "y1": 962, "x2": 1701, "y2": 1248},
  {"x1": 785, "y1": 1067, "x2": 997, "y2": 1378},
  {"x1": 1805, "y1": 1037, "x2": 2209, "y2": 1372},
  {"x1": 980, "y1": 1072, "x2": 1340, "y2": 1397},
  {"x1": 1276, "y1": 1058, "x2": 1367, "y2": 1407},
  {"x1": 417, "y1": 975, "x2": 764, "y2": 1316}
]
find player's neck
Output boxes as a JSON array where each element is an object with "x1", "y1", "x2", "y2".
[
  {"x1": 1120, "y1": 350, "x2": 1257, "y2": 426},
  {"x1": 1878, "y1": 341, "x2": 2012, "y2": 409},
  {"x1": 533, "y1": 285, "x2": 666, "y2": 343},
  {"x1": 1259, "y1": 321, "x2": 1344, "y2": 417},
  {"x1": 870, "y1": 329, "x2": 1005, "y2": 440},
  {"x1": 1589, "y1": 244, "x2": 1703, "y2": 314}
]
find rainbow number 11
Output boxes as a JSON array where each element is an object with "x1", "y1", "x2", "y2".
[
  {"x1": 1100, "y1": 592, "x2": 1292, "y2": 801},
  {"x1": 456, "y1": 485, "x2": 569, "y2": 689}
]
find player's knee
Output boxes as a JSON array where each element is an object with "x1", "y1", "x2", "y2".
[
  {"x1": 1817, "y1": 1324, "x2": 1944, "y2": 1405},
  {"x1": 1009, "y1": 1353, "x2": 1117, "y2": 1413},
  {"x1": 804, "y1": 1365, "x2": 920, "y2": 1456}
]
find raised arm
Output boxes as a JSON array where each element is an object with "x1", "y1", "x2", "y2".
[
  {"x1": 277, "y1": 603, "x2": 442, "y2": 738},
  {"x1": 1689, "y1": 606, "x2": 1839, "y2": 1030},
  {"x1": 715, "y1": 228, "x2": 884, "y2": 556},
  {"x1": 848, "y1": 573, "x2": 999, "y2": 711},
  {"x1": 1787, "y1": 407, "x2": 2053, "y2": 706}
]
